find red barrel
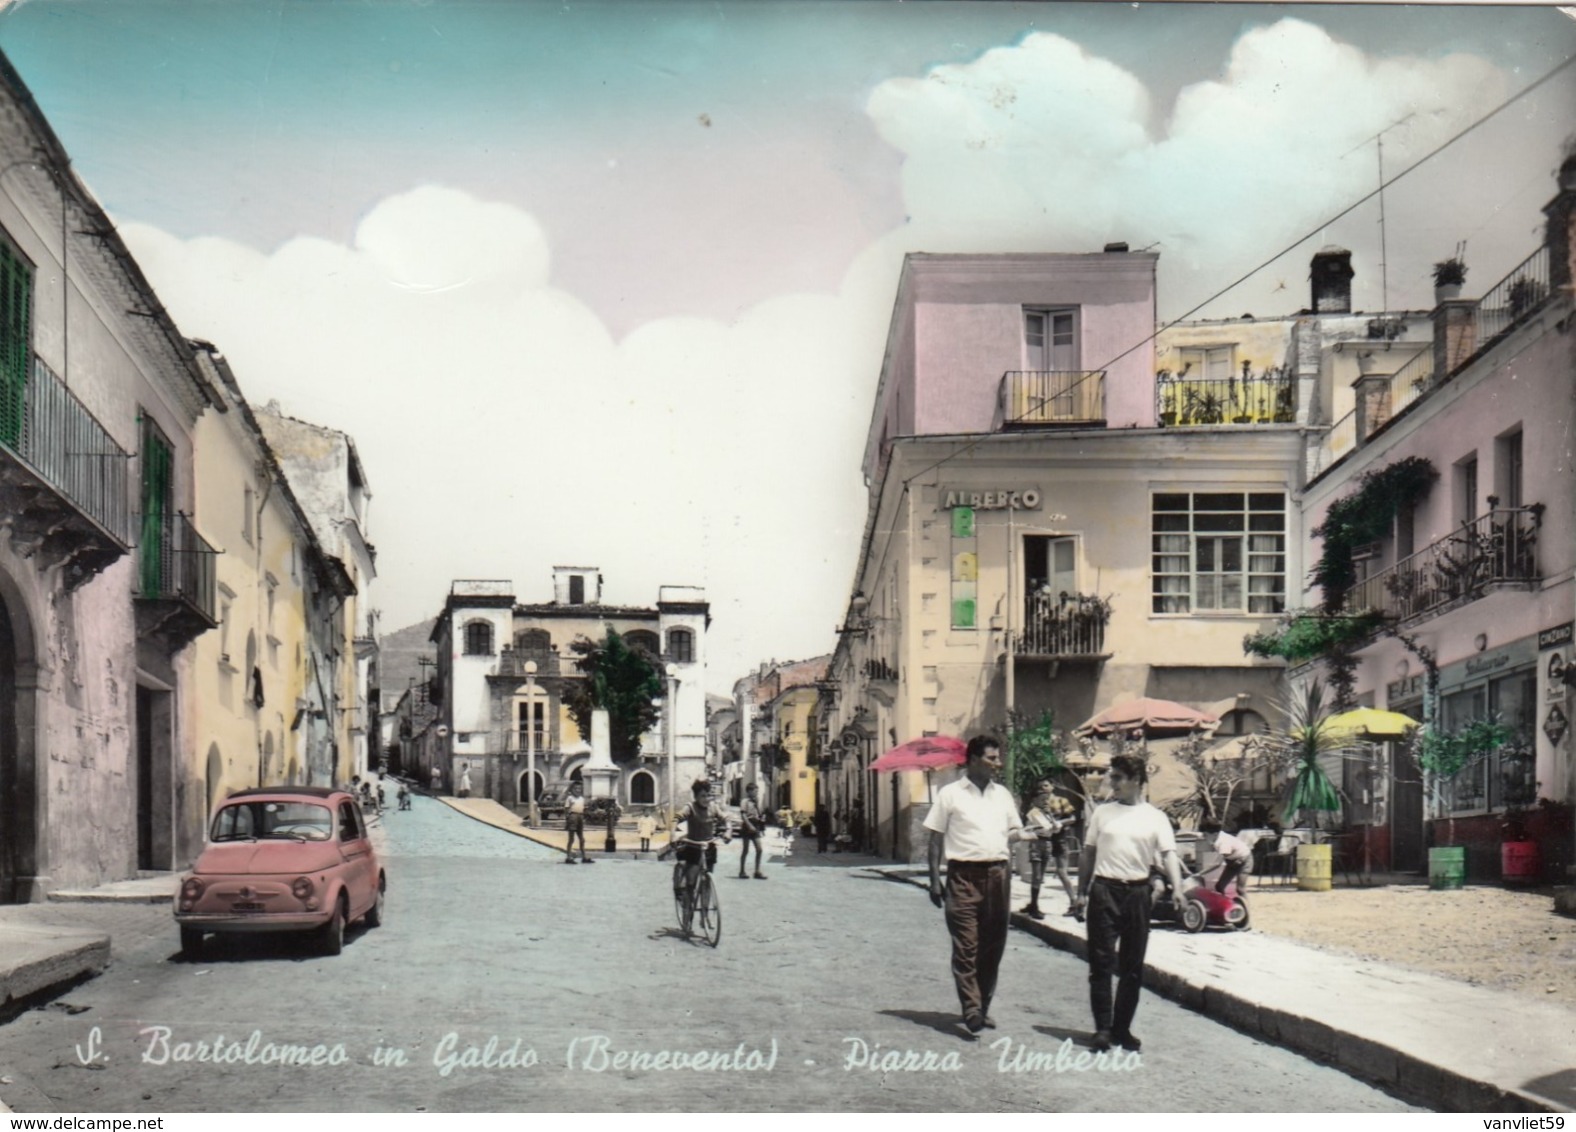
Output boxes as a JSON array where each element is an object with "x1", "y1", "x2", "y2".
[{"x1": 1501, "y1": 840, "x2": 1541, "y2": 885}]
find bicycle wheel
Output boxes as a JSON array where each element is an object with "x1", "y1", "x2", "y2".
[{"x1": 697, "y1": 873, "x2": 722, "y2": 948}]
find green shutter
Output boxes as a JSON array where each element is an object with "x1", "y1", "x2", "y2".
[
  {"x1": 139, "y1": 419, "x2": 172, "y2": 595},
  {"x1": 0, "y1": 242, "x2": 32, "y2": 449}
]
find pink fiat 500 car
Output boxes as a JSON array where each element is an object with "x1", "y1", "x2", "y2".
[{"x1": 175, "y1": 787, "x2": 385, "y2": 957}]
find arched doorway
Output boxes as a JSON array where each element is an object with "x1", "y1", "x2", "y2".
[
  {"x1": 629, "y1": 770, "x2": 655, "y2": 805},
  {"x1": 518, "y1": 769, "x2": 545, "y2": 804},
  {"x1": 0, "y1": 577, "x2": 40, "y2": 904}
]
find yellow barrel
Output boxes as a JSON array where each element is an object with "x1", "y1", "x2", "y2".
[
  {"x1": 1296, "y1": 843, "x2": 1332, "y2": 891},
  {"x1": 1428, "y1": 846, "x2": 1466, "y2": 890}
]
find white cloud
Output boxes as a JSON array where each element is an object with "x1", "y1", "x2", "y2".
[
  {"x1": 122, "y1": 187, "x2": 871, "y2": 688},
  {"x1": 120, "y1": 18, "x2": 1562, "y2": 689},
  {"x1": 867, "y1": 20, "x2": 1520, "y2": 318}
]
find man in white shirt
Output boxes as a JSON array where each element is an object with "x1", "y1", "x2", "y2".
[
  {"x1": 1073, "y1": 753, "x2": 1187, "y2": 1054},
  {"x1": 925, "y1": 736, "x2": 1039, "y2": 1035}
]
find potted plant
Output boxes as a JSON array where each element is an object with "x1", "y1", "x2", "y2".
[
  {"x1": 1413, "y1": 716, "x2": 1514, "y2": 887},
  {"x1": 1432, "y1": 256, "x2": 1467, "y2": 301}
]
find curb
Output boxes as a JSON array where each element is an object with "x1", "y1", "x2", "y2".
[{"x1": 869, "y1": 866, "x2": 1562, "y2": 1113}]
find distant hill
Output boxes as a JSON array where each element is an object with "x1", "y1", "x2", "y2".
[{"x1": 378, "y1": 617, "x2": 437, "y2": 707}]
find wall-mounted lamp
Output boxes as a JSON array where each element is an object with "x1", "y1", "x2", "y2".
[{"x1": 1474, "y1": 633, "x2": 1489, "y2": 652}]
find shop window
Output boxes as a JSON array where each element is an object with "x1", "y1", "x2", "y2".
[{"x1": 1441, "y1": 668, "x2": 1536, "y2": 814}]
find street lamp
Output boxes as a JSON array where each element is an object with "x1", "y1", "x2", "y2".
[
  {"x1": 525, "y1": 660, "x2": 539, "y2": 828},
  {"x1": 666, "y1": 662, "x2": 679, "y2": 826}
]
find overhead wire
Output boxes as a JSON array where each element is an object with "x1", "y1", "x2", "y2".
[{"x1": 895, "y1": 50, "x2": 1576, "y2": 493}]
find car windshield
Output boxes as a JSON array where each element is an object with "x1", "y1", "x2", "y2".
[{"x1": 210, "y1": 801, "x2": 334, "y2": 842}]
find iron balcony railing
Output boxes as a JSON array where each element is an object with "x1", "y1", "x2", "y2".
[
  {"x1": 138, "y1": 511, "x2": 218, "y2": 621},
  {"x1": 1346, "y1": 507, "x2": 1542, "y2": 623},
  {"x1": 1472, "y1": 246, "x2": 1551, "y2": 366},
  {"x1": 1001, "y1": 370, "x2": 1105, "y2": 427},
  {"x1": 1386, "y1": 348, "x2": 1436, "y2": 419},
  {"x1": 502, "y1": 732, "x2": 550, "y2": 755},
  {"x1": 1156, "y1": 367, "x2": 1295, "y2": 427},
  {"x1": 1014, "y1": 591, "x2": 1110, "y2": 657},
  {"x1": 0, "y1": 354, "x2": 133, "y2": 544}
]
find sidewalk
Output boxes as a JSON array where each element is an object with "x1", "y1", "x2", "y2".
[{"x1": 870, "y1": 863, "x2": 1576, "y2": 1113}]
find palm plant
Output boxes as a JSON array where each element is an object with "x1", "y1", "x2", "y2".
[{"x1": 1268, "y1": 679, "x2": 1345, "y2": 826}]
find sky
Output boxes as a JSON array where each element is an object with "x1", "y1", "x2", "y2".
[{"x1": 1, "y1": 1, "x2": 1572, "y2": 693}]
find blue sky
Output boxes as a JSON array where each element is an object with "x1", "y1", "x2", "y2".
[{"x1": 2, "y1": 1, "x2": 1572, "y2": 688}]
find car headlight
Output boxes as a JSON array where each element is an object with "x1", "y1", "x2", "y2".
[
  {"x1": 181, "y1": 877, "x2": 205, "y2": 900},
  {"x1": 291, "y1": 876, "x2": 315, "y2": 900}
]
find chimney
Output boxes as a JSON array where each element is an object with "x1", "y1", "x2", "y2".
[
  {"x1": 1433, "y1": 297, "x2": 1477, "y2": 379},
  {"x1": 1310, "y1": 246, "x2": 1354, "y2": 313},
  {"x1": 1103, "y1": 242, "x2": 1129, "y2": 254},
  {"x1": 1542, "y1": 153, "x2": 1576, "y2": 299}
]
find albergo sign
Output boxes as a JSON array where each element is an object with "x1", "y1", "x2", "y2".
[{"x1": 941, "y1": 487, "x2": 1043, "y2": 510}]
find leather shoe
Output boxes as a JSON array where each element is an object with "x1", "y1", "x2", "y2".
[
  {"x1": 1090, "y1": 1030, "x2": 1113, "y2": 1052},
  {"x1": 964, "y1": 1013, "x2": 985, "y2": 1034},
  {"x1": 1113, "y1": 1031, "x2": 1142, "y2": 1052},
  {"x1": 981, "y1": 1015, "x2": 997, "y2": 1029}
]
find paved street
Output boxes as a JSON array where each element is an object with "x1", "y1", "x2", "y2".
[{"x1": 0, "y1": 797, "x2": 1420, "y2": 1112}]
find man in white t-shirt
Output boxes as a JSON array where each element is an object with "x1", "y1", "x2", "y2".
[
  {"x1": 924, "y1": 736, "x2": 1039, "y2": 1036},
  {"x1": 1073, "y1": 753, "x2": 1186, "y2": 1054}
]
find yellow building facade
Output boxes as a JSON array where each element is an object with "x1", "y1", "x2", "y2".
[
  {"x1": 187, "y1": 349, "x2": 328, "y2": 859},
  {"x1": 767, "y1": 684, "x2": 821, "y2": 818}
]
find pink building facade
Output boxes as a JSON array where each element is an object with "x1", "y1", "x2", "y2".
[{"x1": 1299, "y1": 157, "x2": 1576, "y2": 881}]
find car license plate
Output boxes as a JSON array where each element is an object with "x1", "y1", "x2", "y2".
[{"x1": 232, "y1": 901, "x2": 264, "y2": 912}]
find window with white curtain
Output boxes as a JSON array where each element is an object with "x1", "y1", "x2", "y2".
[{"x1": 1151, "y1": 492, "x2": 1286, "y2": 614}]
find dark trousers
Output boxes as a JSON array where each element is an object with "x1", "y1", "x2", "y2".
[
  {"x1": 1087, "y1": 878, "x2": 1152, "y2": 1037},
  {"x1": 944, "y1": 860, "x2": 1010, "y2": 1020},
  {"x1": 1215, "y1": 858, "x2": 1246, "y2": 895}
]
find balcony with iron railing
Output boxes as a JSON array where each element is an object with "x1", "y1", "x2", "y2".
[
  {"x1": 1156, "y1": 365, "x2": 1296, "y2": 428},
  {"x1": 0, "y1": 353, "x2": 133, "y2": 587},
  {"x1": 1000, "y1": 370, "x2": 1105, "y2": 428},
  {"x1": 1471, "y1": 246, "x2": 1552, "y2": 364},
  {"x1": 500, "y1": 729, "x2": 552, "y2": 758},
  {"x1": 1013, "y1": 591, "x2": 1112, "y2": 660},
  {"x1": 1345, "y1": 506, "x2": 1542, "y2": 626},
  {"x1": 134, "y1": 511, "x2": 219, "y2": 648}
]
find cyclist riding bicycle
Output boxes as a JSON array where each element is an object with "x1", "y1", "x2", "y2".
[{"x1": 659, "y1": 777, "x2": 730, "y2": 897}]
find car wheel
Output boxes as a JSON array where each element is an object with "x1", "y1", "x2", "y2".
[
  {"x1": 1181, "y1": 898, "x2": 1206, "y2": 933},
  {"x1": 179, "y1": 926, "x2": 204, "y2": 958},
  {"x1": 365, "y1": 874, "x2": 386, "y2": 929},
  {"x1": 1227, "y1": 897, "x2": 1251, "y2": 931},
  {"x1": 319, "y1": 896, "x2": 346, "y2": 956}
]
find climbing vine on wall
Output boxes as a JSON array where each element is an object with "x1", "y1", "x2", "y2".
[{"x1": 1309, "y1": 455, "x2": 1438, "y2": 610}]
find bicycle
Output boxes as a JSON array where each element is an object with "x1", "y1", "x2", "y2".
[{"x1": 663, "y1": 836, "x2": 724, "y2": 946}]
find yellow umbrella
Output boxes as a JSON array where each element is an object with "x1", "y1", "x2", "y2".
[{"x1": 1324, "y1": 708, "x2": 1420, "y2": 741}]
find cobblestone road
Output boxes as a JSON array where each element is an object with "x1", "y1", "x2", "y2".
[{"x1": 0, "y1": 795, "x2": 1422, "y2": 1112}]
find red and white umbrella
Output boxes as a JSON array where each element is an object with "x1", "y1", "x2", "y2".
[
  {"x1": 869, "y1": 735, "x2": 967, "y2": 773},
  {"x1": 1076, "y1": 697, "x2": 1219, "y2": 738}
]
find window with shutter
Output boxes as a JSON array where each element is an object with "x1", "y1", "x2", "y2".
[{"x1": 0, "y1": 240, "x2": 33, "y2": 450}]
